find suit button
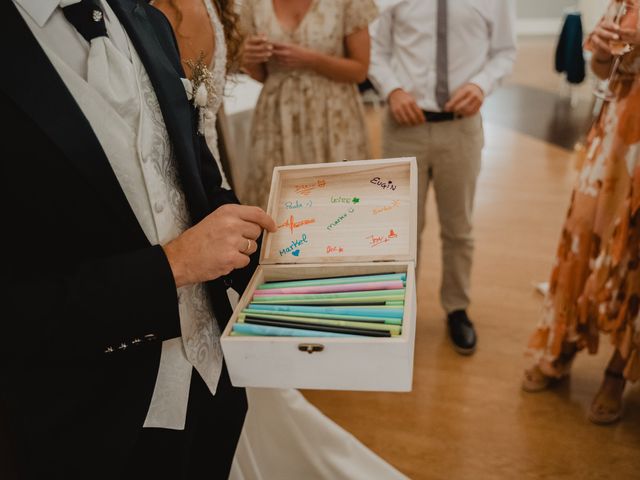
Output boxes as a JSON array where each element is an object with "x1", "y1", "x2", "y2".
[{"x1": 144, "y1": 334, "x2": 156, "y2": 342}]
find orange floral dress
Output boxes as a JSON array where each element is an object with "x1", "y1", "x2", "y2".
[{"x1": 527, "y1": 44, "x2": 640, "y2": 382}]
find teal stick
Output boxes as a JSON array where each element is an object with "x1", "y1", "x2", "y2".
[
  {"x1": 232, "y1": 323, "x2": 356, "y2": 337},
  {"x1": 243, "y1": 308, "x2": 402, "y2": 325},
  {"x1": 257, "y1": 273, "x2": 406, "y2": 290}
]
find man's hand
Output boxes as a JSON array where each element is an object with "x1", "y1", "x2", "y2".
[
  {"x1": 272, "y1": 42, "x2": 318, "y2": 69},
  {"x1": 445, "y1": 83, "x2": 484, "y2": 117},
  {"x1": 163, "y1": 204, "x2": 276, "y2": 288},
  {"x1": 242, "y1": 34, "x2": 273, "y2": 66},
  {"x1": 388, "y1": 88, "x2": 425, "y2": 126}
]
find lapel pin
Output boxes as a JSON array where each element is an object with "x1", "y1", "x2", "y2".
[{"x1": 92, "y1": 10, "x2": 103, "y2": 22}]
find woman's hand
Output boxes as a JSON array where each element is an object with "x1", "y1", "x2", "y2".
[
  {"x1": 590, "y1": 20, "x2": 621, "y2": 61},
  {"x1": 242, "y1": 34, "x2": 273, "y2": 66},
  {"x1": 272, "y1": 42, "x2": 318, "y2": 69},
  {"x1": 619, "y1": 25, "x2": 640, "y2": 50}
]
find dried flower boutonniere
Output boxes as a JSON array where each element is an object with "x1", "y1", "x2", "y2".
[{"x1": 184, "y1": 52, "x2": 216, "y2": 135}]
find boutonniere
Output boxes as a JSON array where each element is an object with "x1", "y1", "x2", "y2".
[{"x1": 183, "y1": 52, "x2": 216, "y2": 135}]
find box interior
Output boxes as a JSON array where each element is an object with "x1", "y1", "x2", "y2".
[{"x1": 261, "y1": 158, "x2": 417, "y2": 265}]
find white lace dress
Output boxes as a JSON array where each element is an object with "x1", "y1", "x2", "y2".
[
  {"x1": 158, "y1": 2, "x2": 407, "y2": 477},
  {"x1": 202, "y1": 0, "x2": 231, "y2": 190}
]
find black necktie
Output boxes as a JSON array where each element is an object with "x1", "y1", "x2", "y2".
[{"x1": 62, "y1": 0, "x2": 108, "y2": 42}]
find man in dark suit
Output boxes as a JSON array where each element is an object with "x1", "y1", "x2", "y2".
[{"x1": 0, "y1": 1, "x2": 275, "y2": 478}]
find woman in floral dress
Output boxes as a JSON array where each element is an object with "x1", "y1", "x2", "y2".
[
  {"x1": 523, "y1": 3, "x2": 640, "y2": 425},
  {"x1": 240, "y1": 0, "x2": 378, "y2": 208}
]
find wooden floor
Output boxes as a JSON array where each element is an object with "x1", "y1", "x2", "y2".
[{"x1": 303, "y1": 39, "x2": 640, "y2": 480}]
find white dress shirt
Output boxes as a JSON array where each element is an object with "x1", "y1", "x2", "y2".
[{"x1": 369, "y1": 0, "x2": 517, "y2": 112}]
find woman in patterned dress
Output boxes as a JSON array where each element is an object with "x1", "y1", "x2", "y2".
[
  {"x1": 240, "y1": 0, "x2": 378, "y2": 209},
  {"x1": 523, "y1": 3, "x2": 640, "y2": 425}
]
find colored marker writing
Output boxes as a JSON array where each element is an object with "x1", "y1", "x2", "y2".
[
  {"x1": 278, "y1": 215, "x2": 316, "y2": 234},
  {"x1": 295, "y1": 179, "x2": 326, "y2": 196},
  {"x1": 373, "y1": 200, "x2": 400, "y2": 215},
  {"x1": 366, "y1": 229, "x2": 398, "y2": 247},
  {"x1": 370, "y1": 177, "x2": 396, "y2": 191},
  {"x1": 326, "y1": 245, "x2": 344, "y2": 254},
  {"x1": 284, "y1": 200, "x2": 313, "y2": 209},
  {"x1": 279, "y1": 234, "x2": 309, "y2": 256},
  {"x1": 326, "y1": 207, "x2": 355, "y2": 231},
  {"x1": 330, "y1": 196, "x2": 360, "y2": 204}
]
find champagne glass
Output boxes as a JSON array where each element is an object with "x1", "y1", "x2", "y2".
[{"x1": 593, "y1": 1, "x2": 639, "y2": 101}]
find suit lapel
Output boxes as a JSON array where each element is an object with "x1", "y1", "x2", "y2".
[
  {"x1": 108, "y1": 0, "x2": 211, "y2": 224},
  {"x1": 0, "y1": 2, "x2": 146, "y2": 242}
]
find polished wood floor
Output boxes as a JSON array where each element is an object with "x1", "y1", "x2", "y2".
[{"x1": 303, "y1": 40, "x2": 640, "y2": 480}]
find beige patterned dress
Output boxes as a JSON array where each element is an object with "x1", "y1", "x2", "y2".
[{"x1": 241, "y1": 0, "x2": 378, "y2": 208}]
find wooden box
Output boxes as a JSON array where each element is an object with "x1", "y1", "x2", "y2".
[{"x1": 221, "y1": 158, "x2": 417, "y2": 391}]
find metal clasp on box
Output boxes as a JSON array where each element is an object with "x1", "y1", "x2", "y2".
[{"x1": 298, "y1": 343, "x2": 325, "y2": 354}]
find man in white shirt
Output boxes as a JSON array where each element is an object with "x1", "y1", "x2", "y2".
[{"x1": 369, "y1": 0, "x2": 516, "y2": 354}]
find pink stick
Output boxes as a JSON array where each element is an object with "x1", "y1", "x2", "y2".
[{"x1": 252, "y1": 280, "x2": 405, "y2": 296}]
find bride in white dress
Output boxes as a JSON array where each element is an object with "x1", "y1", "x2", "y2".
[{"x1": 152, "y1": 1, "x2": 406, "y2": 478}]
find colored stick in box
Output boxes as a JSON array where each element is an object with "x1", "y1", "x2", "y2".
[
  {"x1": 252, "y1": 289, "x2": 406, "y2": 305},
  {"x1": 232, "y1": 323, "x2": 356, "y2": 338},
  {"x1": 252, "y1": 280, "x2": 404, "y2": 296},
  {"x1": 243, "y1": 317, "x2": 392, "y2": 337},
  {"x1": 258, "y1": 273, "x2": 406, "y2": 290},
  {"x1": 247, "y1": 304, "x2": 404, "y2": 320},
  {"x1": 238, "y1": 312, "x2": 402, "y2": 335},
  {"x1": 244, "y1": 307, "x2": 402, "y2": 325}
]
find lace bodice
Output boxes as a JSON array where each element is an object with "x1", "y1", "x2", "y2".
[
  {"x1": 203, "y1": 0, "x2": 230, "y2": 189},
  {"x1": 204, "y1": 0, "x2": 227, "y2": 116}
]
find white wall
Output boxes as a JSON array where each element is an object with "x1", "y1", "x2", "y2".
[
  {"x1": 579, "y1": 0, "x2": 608, "y2": 31},
  {"x1": 515, "y1": 0, "x2": 608, "y2": 35},
  {"x1": 516, "y1": 0, "x2": 576, "y2": 18}
]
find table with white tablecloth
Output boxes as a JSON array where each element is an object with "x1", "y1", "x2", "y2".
[{"x1": 220, "y1": 74, "x2": 263, "y2": 202}]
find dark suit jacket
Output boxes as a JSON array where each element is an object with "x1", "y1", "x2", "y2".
[{"x1": 0, "y1": 1, "x2": 254, "y2": 477}]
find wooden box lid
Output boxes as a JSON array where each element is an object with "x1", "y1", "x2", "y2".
[{"x1": 260, "y1": 158, "x2": 417, "y2": 265}]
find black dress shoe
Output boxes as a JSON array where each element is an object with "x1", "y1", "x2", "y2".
[{"x1": 447, "y1": 310, "x2": 477, "y2": 355}]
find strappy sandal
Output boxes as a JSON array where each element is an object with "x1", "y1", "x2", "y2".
[
  {"x1": 588, "y1": 369, "x2": 626, "y2": 425},
  {"x1": 522, "y1": 365, "x2": 552, "y2": 392},
  {"x1": 522, "y1": 363, "x2": 572, "y2": 392}
]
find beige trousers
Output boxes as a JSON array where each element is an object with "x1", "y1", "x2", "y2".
[{"x1": 382, "y1": 110, "x2": 484, "y2": 313}]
